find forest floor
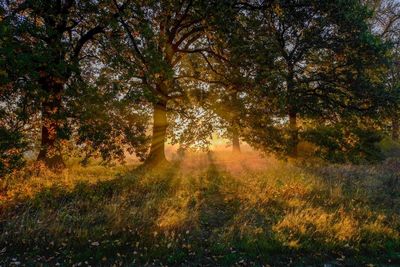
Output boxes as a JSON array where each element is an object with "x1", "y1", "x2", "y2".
[{"x1": 1, "y1": 152, "x2": 400, "y2": 266}]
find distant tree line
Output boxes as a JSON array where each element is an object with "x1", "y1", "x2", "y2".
[{"x1": 0, "y1": 0, "x2": 399, "y2": 174}]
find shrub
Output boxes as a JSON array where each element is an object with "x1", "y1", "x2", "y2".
[{"x1": 0, "y1": 127, "x2": 27, "y2": 177}]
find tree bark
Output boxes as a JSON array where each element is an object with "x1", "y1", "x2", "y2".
[
  {"x1": 232, "y1": 126, "x2": 241, "y2": 153},
  {"x1": 288, "y1": 110, "x2": 298, "y2": 157},
  {"x1": 36, "y1": 77, "x2": 65, "y2": 170},
  {"x1": 146, "y1": 100, "x2": 168, "y2": 165},
  {"x1": 287, "y1": 63, "x2": 298, "y2": 157},
  {"x1": 393, "y1": 113, "x2": 399, "y2": 142}
]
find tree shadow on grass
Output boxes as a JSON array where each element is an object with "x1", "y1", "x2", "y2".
[
  {"x1": 186, "y1": 152, "x2": 288, "y2": 266},
  {"x1": 274, "y1": 161, "x2": 400, "y2": 265},
  {"x1": 191, "y1": 156, "x2": 400, "y2": 266},
  {"x1": 1, "y1": 157, "x2": 400, "y2": 266},
  {"x1": 0, "y1": 161, "x2": 183, "y2": 266},
  {"x1": 198, "y1": 153, "x2": 239, "y2": 236}
]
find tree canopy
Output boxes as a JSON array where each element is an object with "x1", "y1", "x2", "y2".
[{"x1": 0, "y1": 0, "x2": 398, "y2": 173}]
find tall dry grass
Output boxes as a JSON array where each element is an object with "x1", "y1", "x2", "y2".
[{"x1": 0, "y1": 152, "x2": 399, "y2": 266}]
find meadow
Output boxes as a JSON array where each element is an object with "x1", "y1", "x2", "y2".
[
  {"x1": 3, "y1": 0, "x2": 400, "y2": 266},
  {"x1": 1, "y1": 151, "x2": 400, "y2": 266}
]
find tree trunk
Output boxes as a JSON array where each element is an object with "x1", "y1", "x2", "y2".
[
  {"x1": 232, "y1": 127, "x2": 241, "y2": 153},
  {"x1": 37, "y1": 77, "x2": 65, "y2": 170},
  {"x1": 146, "y1": 100, "x2": 168, "y2": 165},
  {"x1": 287, "y1": 63, "x2": 298, "y2": 157},
  {"x1": 393, "y1": 113, "x2": 399, "y2": 142},
  {"x1": 288, "y1": 110, "x2": 298, "y2": 157}
]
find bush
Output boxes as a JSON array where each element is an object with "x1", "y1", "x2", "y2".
[
  {"x1": 303, "y1": 125, "x2": 384, "y2": 164},
  {"x1": 379, "y1": 136, "x2": 400, "y2": 158},
  {"x1": 0, "y1": 127, "x2": 27, "y2": 177}
]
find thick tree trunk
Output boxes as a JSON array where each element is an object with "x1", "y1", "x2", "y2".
[
  {"x1": 146, "y1": 100, "x2": 168, "y2": 165},
  {"x1": 393, "y1": 113, "x2": 399, "y2": 142},
  {"x1": 232, "y1": 127, "x2": 241, "y2": 153},
  {"x1": 287, "y1": 63, "x2": 298, "y2": 157},
  {"x1": 37, "y1": 77, "x2": 65, "y2": 170}
]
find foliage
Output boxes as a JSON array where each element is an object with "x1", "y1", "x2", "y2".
[
  {"x1": 0, "y1": 0, "x2": 124, "y2": 168},
  {"x1": 303, "y1": 123, "x2": 384, "y2": 163},
  {"x1": 1, "y1": 0, "x2": 397, "y2": 165},
  {"x1": 237, "y1": 0, "x2": 390, "y2": 159},
  {"x1": 67, "y1": 78, "x2": 151, "y2": 163},
  {"x1": 1, "y1": 2, "x2": 400, "y2": 266},
  {"x1": 0, "y1": 127, "x2": 27, "y2": 176},
  {"x1": 379, "y1": 136, "x2": 400, "y2": 158}
]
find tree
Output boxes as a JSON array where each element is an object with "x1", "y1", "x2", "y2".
[
  {"x1": 189, "y1": 1, "x2": 267, "y2": 154},
  {"x1": 368, "y1": 0, "x2": 400, "y2": 142},
  {"x1": 239, "y1": 0, "x2": 388, "y2": 161},
  {"x1": 110, "y1": 0, "x2": 234, "y2": 165},
  {"x1": 1, "y1": 0, "x2": 113, "y2": 169}
]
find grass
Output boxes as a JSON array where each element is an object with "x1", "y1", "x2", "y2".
[{"x1": 1, "y1": 152, "x2": 400, "y2": 266}]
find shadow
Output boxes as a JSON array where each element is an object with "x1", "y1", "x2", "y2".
[
  {"x1": 0, "y1": 162, "x2": 182, "y2": 266},
  {"x1": 198, "y1": 152, "x2": 239, "y2": 230},
  {"x1": 301, "y1": 159, "x2": 400, "y2": 214},
  {"x1": 186, "y1": 152, "x2": 242, "y2": 265},
  {"x1": 1, "y1": 156, "x2": 400, "y2": 266},
  {"x1": 192, "y1": 152, "x2": 288, "y2": 266},
  {"x1": 285, "y1": 160, "x2": 400, "y2": 264}
]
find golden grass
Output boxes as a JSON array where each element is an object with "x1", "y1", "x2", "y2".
[{"x1": 0, "y1": 152, "x2": 399, "y2": 265}]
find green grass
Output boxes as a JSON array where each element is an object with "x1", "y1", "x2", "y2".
[{"x1": 1, "y1": 153, "x2": 400, "y2": 266}]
